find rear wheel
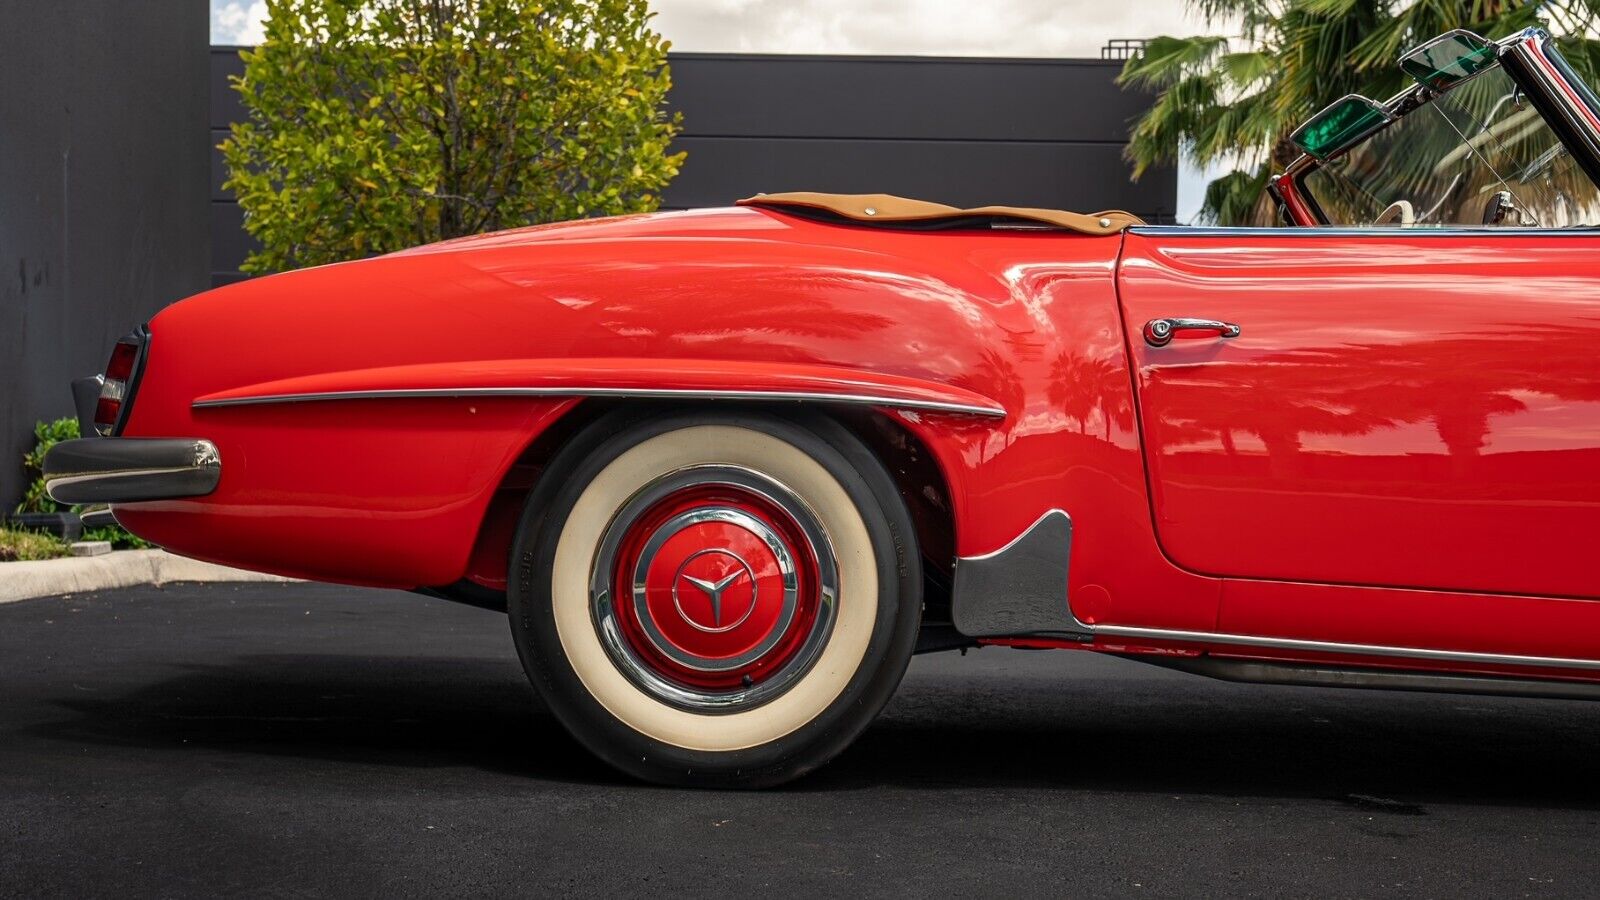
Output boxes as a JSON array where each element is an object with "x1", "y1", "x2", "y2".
[{"x1": 508, "y1": 409, "x2": 921, "y2": 787}]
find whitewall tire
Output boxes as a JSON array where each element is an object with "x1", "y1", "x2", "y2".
[{"x1": 508, "y1": 409, "x2": 922, "y2": 787}]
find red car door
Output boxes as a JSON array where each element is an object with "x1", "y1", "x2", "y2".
[{"x1": 1116, "y1": 230, "x2": 1600, "y2": 642}]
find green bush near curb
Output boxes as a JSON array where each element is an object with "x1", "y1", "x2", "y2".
[
  {"x1": 15, "y1": 417, "x2": 149, "y2": 550},
  {"x1": 17, "y1": 418, "x2": 76, "y2": 515}
]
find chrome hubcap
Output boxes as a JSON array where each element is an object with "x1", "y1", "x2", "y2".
[{"x1": 590, "y1": 466, "x2": 837, "y2": 712}]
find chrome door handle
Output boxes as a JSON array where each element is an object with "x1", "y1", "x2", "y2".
[{"x1": 1143, "y1": 317, "x2": 1242, "y2": 347}]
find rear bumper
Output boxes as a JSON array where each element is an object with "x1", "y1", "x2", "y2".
[{"x1": 43, "y1": 438, "x2": 221, "y2": 504}]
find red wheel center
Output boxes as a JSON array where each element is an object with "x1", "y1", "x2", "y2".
[
  {"x1": 673, "y1": 549, "x2": 756, "y2": 632},
  {"x1": 610, "y1": 485, "x2": 821, "y2": 692},
  {"x1": 646, "y1": 525, "x2": 779, "y2": 653}
]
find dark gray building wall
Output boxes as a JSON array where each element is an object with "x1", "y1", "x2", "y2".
[
  {"x1": 210, "y1": 49, "x2": 1173, "y2": 284},
  {"x1": 663, "y1": 54, "x2": 1174, "y2": 214},
  {"x1": 1, "y1": 2, "x2": 211, "y2": 509}
]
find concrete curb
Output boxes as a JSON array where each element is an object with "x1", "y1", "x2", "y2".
[{"x1": 0, "y1": 549, "x2": 298, "y2": 604}]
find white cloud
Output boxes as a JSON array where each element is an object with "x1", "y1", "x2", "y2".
[
  {"x1": 649, "y1": 0, "x2": 1212, "y2": 58},
  {"x1": 210, "y1": 0, "x2": 1215, "y2": 57},
  {"x1": 646, "y1": 0, "x2": 1225, "y2": 221},
  {"x1": 212, "y1": 0, "x2": 268, "y2": 45}
]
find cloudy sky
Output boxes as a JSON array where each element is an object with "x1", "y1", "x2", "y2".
[
  {"x1": 210, "y1": 1, "x2": 1216, "y2": 218},
  {"x1": 212, "y1": 1, "x2": 1208, "y2": 57}
]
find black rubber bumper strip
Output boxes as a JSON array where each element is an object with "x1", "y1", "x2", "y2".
[{"x1": 43, "y1": 438, "x2": 221, "y2": 504}]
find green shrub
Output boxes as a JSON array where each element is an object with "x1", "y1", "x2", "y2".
[
  {"x1": 222, "y1": 0, "x2": 684, "y2": 274},
  {"x1": 17, "y1": 418, "x2": 78, "y2": 515},
  {"x1": 15, "y1": 417, "x2": 150, "y2": 550}
]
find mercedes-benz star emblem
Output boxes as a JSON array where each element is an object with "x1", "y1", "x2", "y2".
[
  {"x1": 680, "y1": 571, "x2": 742, "y2": 627},
  {"x1": 672, "y1": 549, "x2": 757, "y2": 633}
]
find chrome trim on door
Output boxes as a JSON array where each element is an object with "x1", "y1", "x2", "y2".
[
  {"x1": 1093, "y1": 624, "x2": 1600, "y2": 672},
  {"x1": 191, "y1": 386, "x2": 1007, "y2": 418},
  {"x1": 1143, "y1": 317, "x2": 1242, "y2": 347}
]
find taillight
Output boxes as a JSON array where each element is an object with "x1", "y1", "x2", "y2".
[{"x1": 94, "y1": 330, "x2": 146, "y2": 436}]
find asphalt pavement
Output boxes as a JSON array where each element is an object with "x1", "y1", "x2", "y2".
[{"x1": 3, "y1": 582, "x2": 1599, "y2": 897}]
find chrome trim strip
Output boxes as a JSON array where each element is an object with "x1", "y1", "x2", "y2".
[
  {"x1": 960, "y1": 508, "x2": 1070, "y2": 561},
  {"x1": 1508, "y1": 32, "x2": 1600, "y2": 188},
  {"x1": 1093, "y1": 624, "x2": 1600, "y2": 672},
  {"x1": 78, "y1": 505, "x2": 120, "y2": 529},
  {"x1": 192, "y1": 386, "x2": 1007, "y2": 418},
  {"x1": 1129, "y1": 654, "x2": 1600, "y2": 701},
  {"x1": 46, "y1": 466, "x2": 205, "y2": 491}
]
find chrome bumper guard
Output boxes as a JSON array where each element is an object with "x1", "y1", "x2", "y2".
[{"x1": 43, "y1": 438, "x2": 221, "y2": 505}]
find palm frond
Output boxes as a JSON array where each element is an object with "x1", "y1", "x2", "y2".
[
  {"x1": 1133, "y1": 0, "x2": 1600, "y2": 225},
  {"x1": 1198, "y1": 164, "x2": 1277, "y2": 224},
  {"x1": 1119, "y1": 35, "x2": 1232, "y2": 89}
]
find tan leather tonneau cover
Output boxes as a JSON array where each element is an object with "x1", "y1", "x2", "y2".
[{"x1": 737, "y1": 192, "x2": 1142, "y2": 234}]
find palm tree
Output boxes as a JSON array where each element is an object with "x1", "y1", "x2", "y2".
[{"x1": 1121, "y1": 0, "x2": 1600, "y2": 225}]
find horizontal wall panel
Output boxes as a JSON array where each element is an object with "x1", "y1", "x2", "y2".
[
  {"x1": 211, "y1": 201, "x2": 257, "y2": 275},
  {"x1": 662, "y1": 136, "x2": 1173, "y2": 217},
  {"x1": 214, "y1": 49, "x2": 1148, "y2": 144},
  {"x1": 211, "y1": 46, "x2": 246, "y2": 126},
  {"x1": 210, "y1": 129, "x2": 230, "y2": 199},
  {"x1": 669, "y1": 54, "x2": 1148, "y2": 144},
  {"x1": 1, "y1": 2, "x2": 209, "y2": 508},
  {"x1": 207, "y1": 47, "x2": 1176, "y2": 283}
]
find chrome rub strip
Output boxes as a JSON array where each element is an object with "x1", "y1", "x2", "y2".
[
  {"x1": 45, "y1": 466, "x2": 207, "y2": 490},
  {"x1": 1093, "y1": 624, "x2": 1600, "y2": 672},
  {"x1": 191, "y1": 386, "x2": 1007, "y2": 417}
]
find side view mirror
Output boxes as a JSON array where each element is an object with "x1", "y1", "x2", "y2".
[
  {"x1": 1290, "y1": 95, "x2": 1391, "y2": 160},
  {"x1": 1400, "y1": 29, "x2": 1498, "y2": 91}
]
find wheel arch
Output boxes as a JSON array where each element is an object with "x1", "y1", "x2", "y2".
[{"x1": 454, "y1": 399, "x2": 964, "y2": 615}]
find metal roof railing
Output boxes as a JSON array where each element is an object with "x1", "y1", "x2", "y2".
[{"x1": 1100, "y1": 39, "x2": 1147, "y2": 61}]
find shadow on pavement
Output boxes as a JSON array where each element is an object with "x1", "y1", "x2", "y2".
[
  {"x1": 29, "y1": 653, "x2": 622, "y2": 786},
  {"x1": 27, "y1": 648, "x2": 1600, "y2": 808}
]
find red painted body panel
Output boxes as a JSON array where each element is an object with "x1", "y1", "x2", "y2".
[
  {"x1": 1218, "y1": 578, "x2": 1600, "y2": 662},
  {"x1": 1117, "y1": 232, "x2": 1600, "y2": 600},
  {"x1": 117, "y1": 207, "x2": 1216, "y2": 632},
  {"x1": 107, "y1": 203, "x2": 1600, "y2": 681},
  {"x1": 116, "y1": 397, "x2": 575, "y2": 587}
]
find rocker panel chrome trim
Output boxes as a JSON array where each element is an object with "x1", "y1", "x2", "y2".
[
  {"x1": 1094, "y1": 624, "x2": 1600, "y2": 672},
  {"x1": 192, "y1": 387, "x2": 1006, "y2": 418},
  {"x1": 1129, "y1": 655, "x2": 1600, "y2": 701}
]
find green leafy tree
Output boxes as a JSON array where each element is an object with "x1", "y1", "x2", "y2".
[
  {"x1": 222, "y1": 0, "x2": 684, "y2": 272},
  {"x1": 1121, "y1": 0, "x2": 1600, "y2": 225}
]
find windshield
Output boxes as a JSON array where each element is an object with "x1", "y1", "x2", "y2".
[{"x1": 1300, "y1": 63, "x2": 1600, "y2": 227}]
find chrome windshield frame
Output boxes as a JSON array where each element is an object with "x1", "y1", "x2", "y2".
[{"x1": 1272, "y1": 28, "x2": 1600, "y2": 227}]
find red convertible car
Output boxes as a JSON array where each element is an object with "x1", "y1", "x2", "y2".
[{"x1": 44, "y1": 28, "x2": 1600, "y2": 786}]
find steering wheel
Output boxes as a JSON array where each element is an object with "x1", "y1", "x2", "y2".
[{"x1": 1374, "y1": 200, "x2": 1415, "y2": 226}]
